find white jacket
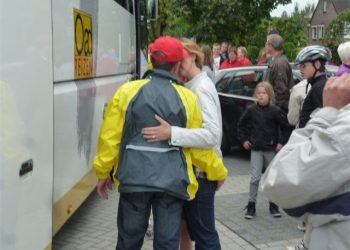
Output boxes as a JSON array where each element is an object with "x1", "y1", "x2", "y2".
[
  {"x1": 261, "y1": 104, "x2": 350, "y2": 250},
  {"x1": 287, "y1": 79, "x2": 309, "y2": 126},
  {"x1": 170, "y1": 72, "x2": 222, "y2": 158}
]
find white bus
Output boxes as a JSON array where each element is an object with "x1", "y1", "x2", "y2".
[{"x1": 0, "y1": 0, "x2": 155, "y2": 249}]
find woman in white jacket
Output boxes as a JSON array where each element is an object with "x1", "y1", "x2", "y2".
[
  {"x1": 142, "y1": 38, "x2": 224, "y2": 250},
  {"x1": 261, "y1": 74, "x2": 350, "y2": 250}
]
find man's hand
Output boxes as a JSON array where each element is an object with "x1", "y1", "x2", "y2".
[
  {"x1": 97, "y1": 178, "x2": 113, "y2": 200},
  {"x1": 243, "y1": 140, "x2": 251, "y2": 150},
  {"x1": 141, "y1": 115, "x2": 171, "y2": 142},
  {"x1": 323, "y1": 74, "x2": 350, "y2": 109},
  {"x1": 275, "y1": 143, "x2": 283, "y2": 152},
  {"x1": 216, "y1": 179, "x2": 225, "y2": 191}
]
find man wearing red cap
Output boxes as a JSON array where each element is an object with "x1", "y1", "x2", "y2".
[{"x1": 93, "y1": 36, "x2": 227, "y2": 250}]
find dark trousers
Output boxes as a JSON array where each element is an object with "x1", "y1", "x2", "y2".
[
  {"x1": 183, "y1": 178, "x2": 221, "y2": 250},
  {"x1": 116, "y1": 192, "x2": 183, "y2": 250}
]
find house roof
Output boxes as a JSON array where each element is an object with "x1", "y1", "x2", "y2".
[{"x1": 332, "y1": 0, "x2": 350, "y2": 13}]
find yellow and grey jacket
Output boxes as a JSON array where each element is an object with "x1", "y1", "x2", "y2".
[{"x1": 93, "y1": 69, "x2": 227, "y2": 200}]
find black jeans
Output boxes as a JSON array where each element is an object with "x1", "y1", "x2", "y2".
[{"x1": 116, "y1": 192, "x2": 183, "y2": 250}]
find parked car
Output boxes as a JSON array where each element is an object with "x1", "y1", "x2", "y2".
[{"x1": 216, "y1": 65, "x2": 338, "y2": 154}]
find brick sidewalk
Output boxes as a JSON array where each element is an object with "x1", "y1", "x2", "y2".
[{"x1": 53, "y1": 151, "x2": 303, "y2": 250}]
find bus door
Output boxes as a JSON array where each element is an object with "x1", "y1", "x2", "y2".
[{"x1": 0, "y1": 1, "x2": 54, "y2": 249}]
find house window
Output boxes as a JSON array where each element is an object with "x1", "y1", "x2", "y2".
[
  {"x1": 318, "y1": 25, "x2": 324, "y2": 39},
  {"x1": 312, "y1": 26, "x2": 318, "y2": 39},
  {"x1": 344, "y1": 22, "x2": 350, "y2": 39},
  {"x1": 323, "y1": 1, "x2": 328, "y2": 12}
]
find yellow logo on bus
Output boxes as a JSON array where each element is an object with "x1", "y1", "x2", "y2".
[{"x1": 74, "y1": 9, "x2": 93, "y2": 79}]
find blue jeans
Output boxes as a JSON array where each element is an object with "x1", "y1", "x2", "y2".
[
  {"x1": 183, "y1": 178, "x2": 221, "y2": 250},
  {"x1": 116, "y1": 192, "x2": 183, "y2": 250}
]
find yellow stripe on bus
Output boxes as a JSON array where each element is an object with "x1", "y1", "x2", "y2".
[{"x1": 52, "y1": 169, "x2": 97, "y2": 235}]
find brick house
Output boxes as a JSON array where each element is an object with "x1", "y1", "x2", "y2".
[{"x1": 309, "y1": 0, "x2": 350, "y2": 44}]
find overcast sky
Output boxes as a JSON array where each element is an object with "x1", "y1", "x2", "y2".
[{"x1": 271, "y1": 0, "x2": 319, "y2": 17}]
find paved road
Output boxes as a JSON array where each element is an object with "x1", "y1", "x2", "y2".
[{"x1": 53, "y1": 149, "x2": 303, "y2": 250}]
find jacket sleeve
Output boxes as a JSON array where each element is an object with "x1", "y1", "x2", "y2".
[
  {"x1": 287, "y1": 83, "x2": 305, "y2": 126},
  {"x1": 266, "y1": 57, "x2": 293, "y2": 109},
  {"x1": 190, "y1": 148, "x2": 228, "y2": 181},
  {"x1": 261, "y1": 106, "x2": 350, "y2": 210},
  {"x1": 237, "y1": 107, "x2": 251, "y2": 144},
  {"x1": 311, "y1": 84, "x2": 324, "y2": 109},
  {"x1": 93, "y1": 90, "x2": 124, "y2": 180},
  {"x1": 188, "y1": 95, "x2": 228, "y2": 181},
  {"x1": 170, "y1": 84, "x2": 221, "y2": 148},
  {"x1": 276, "y1": 107, "x2": 291, "y2": 145}
]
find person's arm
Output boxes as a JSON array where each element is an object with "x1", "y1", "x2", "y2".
[
  {"x1": 237, "y1": 107, "x2": 251, "y2": 148},
  {"x1": 170, "y1": 85, "x2": 221, "y2": 148},
  {"x1": 276, "y1": 107, "x2": 291, "y2": 146},
  {"x1": 267, "y1": 58, "x2": 292, "y2": 108},
  {"x1": 287, "y1": 83, "x2": 305, "y2": 126},
  {"x1": 262, "y1": 107, "x2": 347, "y2": 209},
  {"x1": 311, "y1": 82, "x2": 324, "y2": 108},
  {"x1": 262, "y1": 75, "x2": 350, "y2": 212},
  {"x1": 93, "y1": 90, "x2": 124, "y2": 199},
  {"x1": 142, "y1": 83, "x2": 221, "y2": 148},
  {"x1": 187, "y1": 94, "x2": 228, "y2": 181}
]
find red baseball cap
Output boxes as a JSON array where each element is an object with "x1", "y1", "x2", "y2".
[{"x1": 149, "y1": 36, "x2": 189, "y2": 62}]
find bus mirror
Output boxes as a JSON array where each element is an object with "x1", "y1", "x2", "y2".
[{"x1": 147, "y1": 0, "x2": 158, "y2": 20}]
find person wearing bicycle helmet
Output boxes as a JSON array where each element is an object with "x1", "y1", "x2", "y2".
[{"x1": 295, "y1": 45, "x2": 331, "y2": 128}]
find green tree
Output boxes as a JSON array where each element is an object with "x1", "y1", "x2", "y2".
[
  {"x1": 270, "y1": 3, "x2": 313, "y2": 49},
  {"x1": 247, "y1": 45, "x2": 260, "y2": 64},
  {"x1": 159, "y1": 0, "x2": 291, "y2": 45},
  {"x1": 283, "y1": 42, "x2": 296, "y2": 60},
  {"x1": 248, "y1": 3, "x2": 313, "y2": 62},
  {"x1": 323, "y1": 9, "x2": 350, "y2": 65}
]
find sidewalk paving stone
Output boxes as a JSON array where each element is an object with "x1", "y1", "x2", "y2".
[{"x1": 53, "y1": 151, "x2": 304, "y2": 250}]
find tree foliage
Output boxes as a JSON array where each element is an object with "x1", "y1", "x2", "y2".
[
  {"x1": 158, "y1": 0, "x2": 291, "y2": 45},
  {"x1": 247, "y1": 45, "x2": 260, "y2": 64},
  {"x1": 323, "y1": 9, "x2": 350, "y2": 65},
  {"x1": 272, "y1": 4, "x2": 312, "y2": 48},
  {"x1": 247, "y1": 3, "x2": 313, "y2": 62},
  {"x1": 323, "y1": 9, "x2": 350, "y2": 45},
  {"x1": 149, "y1": 0, "x2": 316, "y2": 63}
]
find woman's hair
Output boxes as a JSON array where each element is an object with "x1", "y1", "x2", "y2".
[
  {"x1": 181, "y1": 38, "x2": 204, "y2": 69},
  {"x1": 254, "y1": 81, "x2": 275, "y2": 105},
  {"x1": 201, "y1": 45, "x2": 214, "y2": 70},
  {"x1": 228, "y1": 46, "x2": 237, "y2": 54},
  {"x1": 337, "y1": 41, "x2": 350, "y2": 64},
  {"x1": 237, "y1": 46, "x2": 248, "y2": 57}
]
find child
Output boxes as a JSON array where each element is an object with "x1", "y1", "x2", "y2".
[
  {"x1": 296, "y1": 45, "x2": 330, "y2": 128},
  {"x1": 238, "y1": 82, "x2": 290, "y2": 219}
]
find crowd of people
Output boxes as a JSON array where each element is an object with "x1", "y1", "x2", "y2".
[{"x1": 93, "y1": 34, "x2": 350, "y2": 250}]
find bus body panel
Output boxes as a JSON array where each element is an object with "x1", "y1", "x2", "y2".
[
  {"x1": 52, "y1": 0, "x2": 136, "y2": 82},
  {"x1": 53, "y1": 75, "x2": 126, "y2": 203},
  {"x1": 51, "y1": 0, "x2": 136, "y2": 234},
  {"x1": 1, "y1": 0, "x2": 139, "y2": 248},
  {"x1": 0, "y1": 1, "x2": 54, "y2": 249}
]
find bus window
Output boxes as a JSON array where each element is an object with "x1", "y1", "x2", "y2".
[{"x1": 114, "y1": 0, "x2": 134, "y2": 14}]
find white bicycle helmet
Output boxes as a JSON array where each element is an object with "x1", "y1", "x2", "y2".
[{"x1": 295, "y1": 45, "x2": 331, "y2": 65}]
